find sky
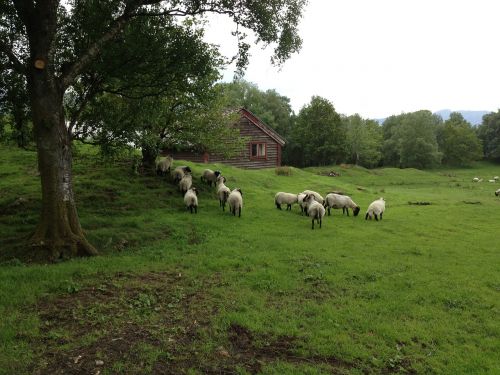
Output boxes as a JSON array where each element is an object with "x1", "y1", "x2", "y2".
[{"x1": 203, "y1": 0, "x2": 500, "y2": 119}]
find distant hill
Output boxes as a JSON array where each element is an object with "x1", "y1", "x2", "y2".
[{"x1": 375, "y1": 109, "x2": 491, "y2": 125}]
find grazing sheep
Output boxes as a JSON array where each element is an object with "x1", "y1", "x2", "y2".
[
  {"x1": 297, "y1": 193, "x2": 307, "y2": 214},
  {"x1": 304, "y1": 194, "x2": 325, "y2": 229},
  {"x1": 227, "y1": 188, "x2": 243, "y2": 217},
  {"x1": 301, "y1": 190, "x2": 324, "y2": 204},
  {"x1": 324, "y1": 193, "x2": 360, "y2": 216},
  {"x1": 275, "y1": 192, "x2": 299, "y2": 210},
  {"x1": 494, "y1": 176, "x2": 499, "y2": 181},
  {"x1": 179, "y1": 173, "x2": 193, "y2": 194},
  {"x1": 172, "y1": 166, "x2": 192, "y2": 184},
  {"x1": 156, "y1": 155, "x2": 173, "y2": 176},
  {"x1": 201, "y1": 169, "x2": 221, "y2": 187},
  {"x1": 216, "y1": 175, "x2": 231, "y2": 211},
  {"x1": 472, "y1": 177, "x2": 480, "y2": 182},
  {"x1": 183, "y1": 188, "x2": 198, "y2": 214},
  {"x1": 365, "y1": 197, "x2": 385, "y2": 221},
  {"x1": 489, "y1": 179, "x2": 496, "y2": 183},
  {"x1": 495, "y1": 189, "x2": 500, "y2": 196}
]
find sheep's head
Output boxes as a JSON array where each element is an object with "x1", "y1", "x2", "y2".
[
  {"x1": 191, "y1": 187, "x2": 198, "y2": 195},
  {"x1": 217, "y1": 175, "x2": 226, "y2": 183},
  {"x1": 184, "y1": 166, "x2": 192, "y2": 173},
  {"x1": 214, "y1": 170, "x2": 221, "y2": 177},
  {"x1": 496, "y1": 191, "x2": 499, "y2": 196},
  {"x1": 353, "y1": 206, "x2": 360, "y2": 216}
]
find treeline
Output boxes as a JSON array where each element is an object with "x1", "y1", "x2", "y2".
[{"x1": 221, "y1": 81, "x2": 500, "y2": 168}]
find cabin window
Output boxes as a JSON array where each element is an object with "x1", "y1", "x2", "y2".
[{"x1": 250, "y1": 142, "x2": 266, "y2": 159}]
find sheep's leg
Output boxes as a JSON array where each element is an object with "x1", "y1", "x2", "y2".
[
  {"x1": 238, "y1": 206, "x2": 241, "y2": 217},
  {"x1": 319, "y1": 218, "x2": 322, "y2": 228},
  {"x1": 380, "y1": 213, "x2": 383, "y2": 220},
  {"x1": 311, "y1": 219, "x2": 314, "y2": 230},
  {"x1": 374, "y1": 214, "x2": 379, "y2": 221},
  {"x1": 287, "y1": 204, "x2": 291, "y2": 210},
  {"x1": 276, "y1": 202, "x2": 281, "y2": 210},
  {"x1": 346, "y1": 208, "x2": 350, "y2": 217},
  {"x1": 327, "y1": 207, "x2": 331, "y2": 216},
  {"x1": 365, "y1": 213, "x2": 369, "y2": 220},
  {"x1": 195, "y1": 206, "x2": 197, "y2": 214}
]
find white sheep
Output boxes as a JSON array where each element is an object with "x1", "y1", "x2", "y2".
[
  {"x1": 494, "y1": 176, "x2": 499, "y2": 181},
  {"x1": 324, "y1": 193, "x2": 360, "y2": 216},
  {"x1": 201, "y1": 169, "x2": 221, "y2": 187},
  {"x1": 156, "y1": 155, "x2": 173, "y2": 176},
  {"x1": 227, "y1": 188, "x2": 243, "y2": 217},
  {"x1": 297, "y1": 193, "x2": 307, "y2": 214},
  {"x1": 179, "y1": 173, "x2": 193, "y2": 194},
  {"x1": 183, "y1": 187, "x2": 198, "y2": 214},
  {"x1": 275, "y1": 192, "x2": 299, "y2": 211},
  {"x1": 301, "y1": 190, "x2": 324, "y2": 204},
  {"x1": 172, "y1": 166, "x2": 192, "y2": 184},
  {"x1": 495, "y1": 189, "x2": 500, "y2": 197},
  {"x1": 488, "y1": 179, "x2": 496, "y2": 183},
  {"x1": 365, "y1": 197, "x2": 385, "y2": 221},
  {"x1": 472, "y1": 177, "x2": 480, "y2": 182},
  {"x1": 216, "y1": 175, "x2": 231, "y2": 211},
  {"x1": 304, "y1": 194, "x2": 325, "y2": 229}
]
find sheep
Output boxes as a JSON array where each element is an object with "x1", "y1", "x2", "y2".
[
  {"x1": 300, "y1": 190, "x2": 324, "y2": 215},
  {"x1": 494, "y1": 176, "x2": 499, "y2": 181},
  {"x1": 365, "y1": 197, "x2": 385, "y2": 221},
  {"x1": 324, "y1": 193, "x2": 360, "y2": 216},
  {"x1": 275, "y1": 192, "x2": 299, "y2": 210},
  {"x1": 172, "y1": 166, "x2": 192, "y2": 184},
  {"x1": 297, "y1": 193, "x2": 307, "y2": 214},
  {"x1": 216, "y1": 175, "x2": 231, "y2": 211},
  {"x1": 201, "y1": 169, "x2": 221, "y2": 187},
  {"x1": 304, "y1": 194, "x2": 325, "y2": 229},
  {"x1": 156, "y1": 155, "x2": 173, "y2": 176},
  {"x1": 495, "y1": 189, "x2": 500, "y2": 197},
  {"x1": 227, "y1": 188, "x2": 243, "y2": 217},
  {"x1": 488, "y1": 179, "x2": 496, "y2": 183},
  {"x1": 179, "y1": 173, "x2": 193, "y2": 194},
  {"x1": 472, "y1": 177, "x2": 480, "y2": 182},
  {"x1": 183, "y1": 188, "x2": 198, "y2": 214}
]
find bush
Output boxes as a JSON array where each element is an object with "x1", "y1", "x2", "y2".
[{"x1": 275, "y1": 166, "x2": 292, "y2": 176}]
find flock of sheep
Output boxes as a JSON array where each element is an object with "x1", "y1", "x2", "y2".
[
  {"x1": 275, "y1": 191, "x2": 385, "y2": 229},
  {"x1": 157, "y1": 155, "x2": 499, "y2": 229},
  {"x1": 156, "y1": 155, "x2": 243, "y2": 217},
  {"x1": 472, "y1": 175, "x2": 500, "y2": 196}
]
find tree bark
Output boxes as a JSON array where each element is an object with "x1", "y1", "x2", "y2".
[{"x1": 28, "y1": 66, "x2": 97, "y2": 260}]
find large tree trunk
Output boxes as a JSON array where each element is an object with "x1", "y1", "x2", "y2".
[{"x1": 28, "y1": 66, "x2": 97, "y2": 260}]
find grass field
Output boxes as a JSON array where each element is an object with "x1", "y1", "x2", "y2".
[{"x1": 1, "y1": 143, "x2": 499, "y2": 374}]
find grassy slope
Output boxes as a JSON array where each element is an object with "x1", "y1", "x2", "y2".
[{"x1": 0, "y1": 144, "x2": 499, "y2": 374}]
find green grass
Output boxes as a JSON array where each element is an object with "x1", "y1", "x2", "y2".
[{"x1": 1, "y1": 143, "x2": 499, "y2": 374}]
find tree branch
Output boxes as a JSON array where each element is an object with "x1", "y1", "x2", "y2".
[{"x1": 0, "y1": 39, "x2": 26, "y2": 74}]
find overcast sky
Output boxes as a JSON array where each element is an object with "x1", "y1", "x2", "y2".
[{"x1": 203, "y1": 0, "x2": 500, "y2": 119}]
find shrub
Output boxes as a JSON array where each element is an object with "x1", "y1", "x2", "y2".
[{"x1": 275, "y1": 166, "x2": 292, "y2": 176}]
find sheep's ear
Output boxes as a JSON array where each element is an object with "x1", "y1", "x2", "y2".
[
  {"x1": 223, "y1": 176, "x2": 227, "y2": 183},
  {"x1": 238, "y1": 189, "x2": 243, "y2": 196}
]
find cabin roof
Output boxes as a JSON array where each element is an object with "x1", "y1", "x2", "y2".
[{"x1": 239, "y1": 108, "x2": 286, "y2": 146}]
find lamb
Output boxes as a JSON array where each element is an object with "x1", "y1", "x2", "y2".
[
  {"x1": 304, "y1": 194, "x2": 325, "y2": 229},
  {"x1": 324, "y1": 193, "x2": 360, "y2": 216},
  {"x1": 216, "y1": 175, "x2": 231, "y2": 211},
  {"x1": 172, "y1": 166, "x2": 192, "y2": 184},
  {"x1": 183, "y1": 188, "x2": 198, "y2": 214},
  {"x1": 365, "y1": 197, "x2": 385, "y2": 221},
  {"x1": 275, "y1": 192, "x2": 298, "y2": 210},
  {"x1": 179, "y1": 173, "x2": 193, "y2": 194},
  {"x1": 201, "y1": 169, "x2": 221, "y2": 187},
  {"x1": 495, "y1": 189, "x2": 500, "y2": 196},
  {"x1": 227, "y1": 188, "x2": 243, "y2": 217},
  {"x1": 156, "y1": 155, "x2": 173, "y2": 176}
]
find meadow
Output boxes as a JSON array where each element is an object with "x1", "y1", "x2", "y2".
[{"x1": 0, "y1": 143, "x2": 499, "y2": 374}]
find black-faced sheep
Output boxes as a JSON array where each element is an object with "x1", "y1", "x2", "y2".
[
  {"x1": 201, "y1": 169, "x2": 221, "y2": 187},
  {"x1": 172, "y1": 166, "x2": 192, "y2": 184},
  {"x1": 179, "y1": 173, "x2": 193, "y2": 194},
  {"x1": 324, "y1": 193, "x2": 360, "y2": 216},
  {"x1": 275, "y1": 192, "x2": 298, "y2": 210},
  {"x1": 156, "y1": 155, "x2": 173, "y2": 176},
  {"x1": 216, "y1": 175, "x2": 231, "y2": 211},
  {"x1": 304, "y1": 194, "x2": 325, "y2": 229},
  {"x1": 228, "y1": 188, "x2": 243, "y2": 217},
  {"x1": 184, "y1": 187, "x2": 198, "y2": 214},
  {"x1": 365, "y1": 197, "x2": 385, "y2": 221},
  {"x1": 297, "y1": 193, "x2": 307, "y2": 214},
  {"x1": 495, "y1": 189, "x2": 500, "y2": 196}
]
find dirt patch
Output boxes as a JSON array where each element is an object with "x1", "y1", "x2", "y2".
[{"x1": 31, "y1": 271, "x2": 362, "y2": 374}]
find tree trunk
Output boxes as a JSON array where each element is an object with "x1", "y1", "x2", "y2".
[
  {"x1": 28, "y1": 67, "x2": 97, "y2": 261},
  {"x1": 141, "y1": 142, "x2": 158, "y2": 173}
]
